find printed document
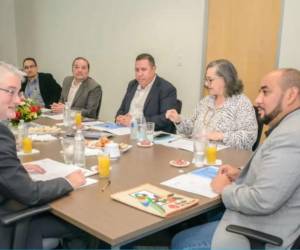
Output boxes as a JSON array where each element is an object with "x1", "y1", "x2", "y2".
[
  {"x1": 89, "y1": 122, "x2": 130, "y2": 135},
  {"x1": 27, "y1": 158, "x2": 98, "y2": 187},
  {"x1": 161, "y1": 166, "x2": 219, "y2": 198}
]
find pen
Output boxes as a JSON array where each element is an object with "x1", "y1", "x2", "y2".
[{"x1": 101, "y1": 180, "x2": 111, "y2": 192}]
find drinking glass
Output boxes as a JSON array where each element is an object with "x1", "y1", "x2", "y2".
[
  {"x1": 193, "y1": 139, "x2": 206, "y2": 167},
  {"x1": 22, "y1": 136, "x2": 32, "y2": 153},
  {"x1": 74, "y1": 111, "x2": 82, "y2": 128},
  {"x1": 206, "y1": 143, "x2": 217, "y2": 165},
  {"x1": 61, "y1": 137, "x2": 74, "y2": 164},
  {"x1": 145, "y1": 122, "x2": 155, "y2": 142},
  {"x1": 98, "y1": 151, "x2": 110, "y2": 178},
  {"x1": 137, "y1": 123, "x2": 146, "y2": 142}
]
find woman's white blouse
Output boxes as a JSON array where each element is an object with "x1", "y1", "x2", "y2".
[{"x1": 176, "y1": 94, "x2": 258, "y2": 150}]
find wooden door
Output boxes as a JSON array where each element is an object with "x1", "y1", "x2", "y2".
[{"x1": 205, "y1": 0, "x2": 282, "y2": 102}]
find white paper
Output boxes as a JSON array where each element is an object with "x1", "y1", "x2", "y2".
[
  {"x1": 160, "y1": 138, "x2": 229, "y2": 152},
  {"x1": 83, "y1": 121, "x2": 104, "y2": 126},
  {"x1": 27, "y1": 158, "x2": 98, "y2": 188},
  {"x1": 161, "y1": 166, "x2": 219, "y2": 198},
  {"x1": 160, "y1": 138, "x2": 194, "y2": 151},
  {"x1": 89, "y1": 123, "x2": 130, "y2": 135},
  {"x1": 42, "y1": 114, "x2": 64, "y2": 120}
]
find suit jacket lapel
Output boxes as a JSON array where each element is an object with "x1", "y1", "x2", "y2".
[
  {"x1": 72, "y1": 79, "x2": 86, "y2": 105},
  {"x1": 126, "y1": 82, "x2": 138, "y2": 112},
  {"x1": 143, "y1": 77, "x2": 158, "y2": 112}
]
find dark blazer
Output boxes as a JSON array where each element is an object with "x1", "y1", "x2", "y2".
[
  {"x1": 0, "y1": 122, "x2": 73, "y2": 248},
  {"x1": 21, "y1": 72, "x2": 62, "y2": 108},
  {"x1": 60, "y1": 76, "x2": 102, "y2": 119},
  {"x1": 116, "y1": 75, "x2": 177, "y2": 133}
]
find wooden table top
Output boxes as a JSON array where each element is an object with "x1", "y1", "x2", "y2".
[{"x1": 22, "y1": 118, "x2": 252, "y2": 247}]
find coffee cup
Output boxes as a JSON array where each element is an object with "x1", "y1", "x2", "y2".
[{"x1": 104, "y1": 142, "x2": 120, "y2": 160}]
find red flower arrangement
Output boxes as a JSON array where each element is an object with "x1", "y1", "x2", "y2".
[{"x1": 11, "y1": 98, "x2": 41, "y2": 126}]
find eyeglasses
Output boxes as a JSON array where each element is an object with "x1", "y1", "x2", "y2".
[
  {"x1": 0, "y1": 87, "x2": 23, "y2": 98},
  {"x1": 24, "y1": 65, "x2": 36, "y2": 70},
  {"x1": 204, "y1": 77, "x2": 220, "y2": 87}
]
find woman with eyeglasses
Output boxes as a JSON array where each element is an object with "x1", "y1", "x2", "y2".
[{"x1": 166, "y1": 59, "x2": 257, "y2": 150}]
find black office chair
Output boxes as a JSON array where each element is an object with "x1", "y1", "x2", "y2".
[
  {"x1": 252, "y1": 106, "x2": 264, "y2": 151},
  {"x1": 226, "y1": 224, "x2": 300, "y2": 249},
  {"x1": 0, "y1": 204, "x2": 52, "y2": 248},
  {"x1": 176, "y1": 99, "x2": 182, "y2": 114}
]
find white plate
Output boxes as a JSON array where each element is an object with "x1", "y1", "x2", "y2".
[
  {"x1": 120, "y1": 145, "x2": 132, "y2": 153},
  {"x1": 87, "y1": 141, "x2": 132, "y2": 153},
  {"x1": 137, "y1": 141, "x2": 154, "y2": 148},
  {"x1": 169, "y1": 160, "x2": 190, "y2": 168}
]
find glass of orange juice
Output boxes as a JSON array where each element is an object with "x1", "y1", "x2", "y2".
[
  {"x1": 206, "y1": 143, "x2": 217, "y2": 164},
  {"x1": 22, "y1": 136, "x2": 32, "y2": 154},
  {"x1": 74, "y1": 111, "x2": 82, "y2": 128},
  {"x1": 98, "y1": 151, "x2": 110, "y2": 178}
]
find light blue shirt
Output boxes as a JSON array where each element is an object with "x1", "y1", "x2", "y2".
[{"x1": 24, "y1": 77, "x2": 45, "y2": 107}]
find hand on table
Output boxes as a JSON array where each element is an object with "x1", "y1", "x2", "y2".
[
  {"x1": 51, "y1": 102, "x2": 64, "y2": 113},
  {"x1": 24, "y1": 163, "x2": 46, "y2": 174},
  {"x1": 219, "y1": 164, "x2": 241, "y2": 182},
  {"x1": 116, "y1": 114, "x2": 132, "y2": 127},
  {"x1": 211, "y1": 169, "x2": 232, "y2": 194},
  {"x1": 66, "y1": 170, "x2": 86, "y2": 189},
  {"x1": 207, "y1": 131, "x2": 224, "y2": 141}
]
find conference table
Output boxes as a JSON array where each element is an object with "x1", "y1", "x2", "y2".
[{"x1": 21, "y1": 117, "x2": 252, "y2": 248}]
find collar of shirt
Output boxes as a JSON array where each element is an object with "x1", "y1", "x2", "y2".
[{"x1": 137, "y1": 75, "x2": 156, "y2": 91}]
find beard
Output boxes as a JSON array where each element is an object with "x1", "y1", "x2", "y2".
[{"x1": 259, "y1": 101, "x2": 283, "y2": 125}]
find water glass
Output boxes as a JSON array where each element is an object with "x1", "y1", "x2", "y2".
[
  {"x1": 137, "y1": 123, "x2": 146, "y2": 142},
  {"x1": 145, "y1": 122, "x2": 155, "y2": 142},
  {"x1": 98, "y1": 151, "x2": 110, "y2": 178},
  {"x1": 193, "y1": 139, "x2": 206, "y2": 167},
  {"x1": 61, "y1": 137, "x2": 74, "y2": 164}
]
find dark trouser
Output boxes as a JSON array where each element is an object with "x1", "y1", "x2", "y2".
[{"x1": 0, "y1": 211, "x2": 90, "y2": 249}]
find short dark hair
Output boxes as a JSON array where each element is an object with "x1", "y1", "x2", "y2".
[
  {"x1": 136, "y1": 53, "x2": 155, "y2": 67},
  {"x1": 72, "y1": 57, "x2": 90, "y2": 70},
  {"x1": 23, "y1": 57, "x2": 37, "y2": 67},
  {"x1": 206, "y1": 59, "x2": 243, "y2": 97}
]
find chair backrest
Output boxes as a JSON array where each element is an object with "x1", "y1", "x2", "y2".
[
  {"x1": 96, "y1": 96, "x2": 102, "y2": 119},
  {"x1": 176, "y1": 99, "x2": 182, "y2": 114},
  {"x1": 252, "y1": 106, "x2": 264, "y2": 151}
]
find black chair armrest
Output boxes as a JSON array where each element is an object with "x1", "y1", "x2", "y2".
[
  {"x1": 0, "y1": 204, "x2": 51, "y2": 226},
  {"x1": 226, "y1": 224, "x2": 283, "y2": 247}
]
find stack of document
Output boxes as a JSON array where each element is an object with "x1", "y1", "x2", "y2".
[
  {"x1": 27, "y1": 158, "x2": 98, "y2": 188},
  {"x1": 161, "y1": 166, "x2": 219, "y2": 198},
  {"x1": 88, "y1": 122, "x2": 130, "y2": 135}
]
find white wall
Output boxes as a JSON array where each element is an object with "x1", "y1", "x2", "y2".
[
  {"x1": 0, "y1": 0, "x2": 18, "y2": 65},
  {"x1": 278, "y1": 0, "x2": 300, "y2": 68},
  {"x1": 14, "y1": 0, "x2": 207, "y2": 120}
]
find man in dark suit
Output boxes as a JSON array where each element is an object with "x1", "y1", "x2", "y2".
[
  {"x1": 116, "y1": 53, "x2": 177, "y2": 133},
  {"x1": 21, "y1": 58, "x2": 62, "y2": 108},
  {"x1": 0, "y1": 61, "x2": 87, "y2": 248},
  {"x1": 51, "y1": 57, "x2": 102, "y2": 119}
]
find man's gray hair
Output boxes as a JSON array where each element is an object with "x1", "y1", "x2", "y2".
[{"x1": 0, "y1": 61, "x2": 26, "y2": 84}]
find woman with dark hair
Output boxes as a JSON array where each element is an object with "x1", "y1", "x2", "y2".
[{"x1": 166, "y1": 59, "x2": 257, "y2": 150}]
